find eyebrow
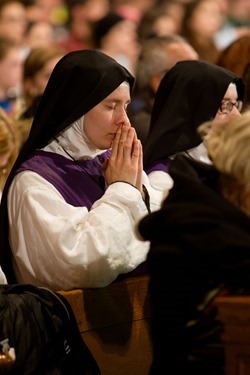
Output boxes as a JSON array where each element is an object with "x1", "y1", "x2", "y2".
[
  {"x1": 222, "y1": 97, "x2": 238, "y2": 101},
  {"x1": 104, "y1": 98, "x2": 131, "y2": 104}
]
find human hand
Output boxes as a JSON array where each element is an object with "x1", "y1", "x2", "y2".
[
  {"x1": 103, "y1": 125, "x2": 143, "y2": 191},
  {"x1": 133, "y1": 135, "x2": 143, "y2": 192}
]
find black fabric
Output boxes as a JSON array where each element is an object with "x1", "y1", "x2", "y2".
[
  {"x1": 143, "y1": 60, "x2": 245, "y2": 169},
  {"x1": 0, "y1": 49, "x2": 134, "y2": 283},
  {"x1": 0, "y1": 283, "x2": 100, "y2": 375},
  {"x1": 140, "y1": 155, "x2": 250, "y2": 256},
  {"x1": 129, "y1": 103, "x2": 151, "y2": 144},
  {"x1": 14, "y1": 49, "x2": 134, "y2": 160},
  {"x1": 138, "y1": 155, "x2": 250, "y2": 374}
]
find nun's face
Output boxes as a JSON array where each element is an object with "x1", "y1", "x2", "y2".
[
  {"x1": 211, "y1": 83, "x2": 242, "y2": 131},
  {"x1": 84, "y1": 84, "x2": 131, "y2": 149}
]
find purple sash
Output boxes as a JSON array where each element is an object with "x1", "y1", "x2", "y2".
[
  {"x1": 15, "y1": 150, "x2": 111, "y2": 209},
  {"x1": 145, "y1": 159, "x2": 170, "y2": 174}
]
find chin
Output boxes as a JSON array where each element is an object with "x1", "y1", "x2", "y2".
[{"x1": 98, "y1": 144, "x2": 110, "y2": 150}]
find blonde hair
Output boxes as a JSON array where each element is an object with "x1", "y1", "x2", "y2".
[
  {"x1": 198, "y1": 111, "x2": 250, "y2": 214},
  {"x1": 199, "y1": 112, "x2": 250, "y2": 183},
  {"x1": 0, "y1": 107, "x2": 20, "y2": 191}
]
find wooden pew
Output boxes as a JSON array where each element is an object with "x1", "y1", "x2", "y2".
[
  {"x1": 216, "y1": 296, "x2": 250, "y2": 375},
  {"x1": 60, "y1": 276, "x2": 250, "y2": 375},
  {"x1": 59, "y1": 275, "x2": 152, "y2": 375}
]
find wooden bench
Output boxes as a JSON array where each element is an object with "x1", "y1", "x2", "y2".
[
  {"x1": 59, "y1": 275, "x2": 152, "y2": 375},
  {"x1": 216, "y1": 296, "x2": 250, "y2": 375},
  {"x1": 59, "y1": 277, "x2": 250, "y2": 375}
]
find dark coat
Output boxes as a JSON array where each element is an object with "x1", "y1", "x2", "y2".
[{"x1": 138, "y1": 155, "x2": 250, "y2": 374}]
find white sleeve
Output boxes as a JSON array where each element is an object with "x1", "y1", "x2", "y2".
[
  {"x1": 8, "y1": 171, "x2": 150, "y2": 290},
  {"x1": 142, "y1": 170, "x2": 173, "y2": 212},
  {"x1": 0, "y1": 266, "x2": 7, "y2": 284}
]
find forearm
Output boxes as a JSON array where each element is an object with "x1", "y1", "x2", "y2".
[{"x1": 9, "y1": 175, "x2": 149, "y2": 290}]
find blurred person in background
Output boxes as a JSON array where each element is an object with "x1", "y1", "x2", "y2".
[
  {"x1": 0, "y1": 105, "x2": 21, "y2": 283},
  {"x1": 227, "y1": 0, "x2": 250, "y2": 27},
  {"x1": 60, "y1": 0, "x2": 110, "y2": 52},
  {"x1": 16, "y1": 45, "x2": 65, "y2": 145},
  {"x1": 129, "y1": 34, "x2": 198, "y2": 143},
  {"x1": 110, "y1": 0, "x2": 156, "y2": 24},
  {"x1": 22, "y1": 0, "x2": 69, "y2": 44},
  {"x1": 0, "y1": 107, "x2": 20, "y2": 199},
  {"x1": 214, "y1": 0, "x2": 250, "y2": 50},
  {"x1": 22, "y1": 0, "x2": 67, "y2": 25},
  {"x1": 0, "y1": 38, "x2": 23, "y2": 117},
  {"x1": 136, "y1": 0, "x2": 185, "y2": 42},
  {"x1": 25, "y1": 21, "x2": 58, "y2": 50},
  {"x1": 0, "y1": 0, "x2": 28, "y2": 53},
  {"x1": 181, "y1": 0, "x2": 223, "y2": 63},
  {"x1": 91, "y1": 11, "x2": 140, "y2": 74}
]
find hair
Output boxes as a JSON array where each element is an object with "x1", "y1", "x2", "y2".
[
  {"x1": 0, "y1": 107, "x2": 20, "y2": 191},
  {"x1": 181, "y1": 0, "x2": 219, "y2": 63},
  {"x1": 216, "y1": 36, "x2": 250, "y2": 77},
  {"x1": 199, "y1": 111, "x2": 250, "y2": 214},
  {"x1": 23, "y1": 45, "x2": 65, "y2": 81},
  {"x1": 216, "y1": 36, "x2": 250, "y2": 109},
  {"x1": 91, "y1": 12, "x2": 124, "y2": 49},
  {"x1": 17, "y1": 46, "x2": 64, "y2": 145},
  {"x1": 22, "y1": 45, "x2": 64, "y2": 104},
  {"x1": 199, "y1": 113, "x2": 250, "y2": 182},
  {"x1": 134, "y1": 34, "x2": 188, "y2": 101},
  {"x1": 136, "y1": 0, "x2": 185, "y2": 42}
]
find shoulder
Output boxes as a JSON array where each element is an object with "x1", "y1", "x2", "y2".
[{"x1": 9, "y1": 171, "x2": 63, "y2": 199}]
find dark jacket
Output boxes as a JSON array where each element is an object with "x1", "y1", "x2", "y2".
[{"x1": 138, "y1": 155, "x2": 250, "y2": 374}]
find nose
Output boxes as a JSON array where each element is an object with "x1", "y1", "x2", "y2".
[
  {"x1": 116, "y1": 108, "x2": 130, "y2": 126},
  {"x1": 230, "y1": 106, "x2": 242, "y2": 118}
]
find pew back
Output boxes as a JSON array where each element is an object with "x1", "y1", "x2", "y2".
[
  {"x1": 60, "y1": 276, "x2": 250, "y2": 375},
  {"x1": 59, "y1": 275, "x2": 152, "y2": 375},
  {"x1": 216, "y1": 296, "x2": 250, "y2": 375}
]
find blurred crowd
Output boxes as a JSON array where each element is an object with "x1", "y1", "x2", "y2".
[{"x1": 0, "y1": 0, "x2": 250, "y2": 197}]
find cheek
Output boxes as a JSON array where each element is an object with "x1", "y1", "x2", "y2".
[
  {"x1": 85, "y1": 109, "x2": 112, "y2": 131},
  {"x1": 85, "y1": 109, "x2": 100, "y2": 124},
  {"x1": 84, "y1": 114, "x2": 95, "y2": 139},
  {"x1": 211, "y1": 112, "x2": 226, "y2": 130},
  {"x1": 84, "y1": 111, "x2": 105, "y2": 141}
]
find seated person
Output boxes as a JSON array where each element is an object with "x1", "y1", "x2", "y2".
[
  {"x1": 129, "y1": 34, "x2": 198, "y2": 144},
  {"x1": 16, "y1": 45, "x2": 65, "y2": 146},
  {"x1": 0, "y1": 49, "x2": 167, "y2": 291},
  {"x1": 137, "y1": 111, "x2": 250, "y2": 374},
  {"x1": 143, "y1": 60, "x2": 245, "y2": 188}
]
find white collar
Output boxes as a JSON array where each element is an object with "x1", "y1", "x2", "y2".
[
  {"x1": 42, "y1": 116, "x2": 107, "y2": 160},
  {"x1": 185, "y1": 142, "x2": 212, "y2": 165}
]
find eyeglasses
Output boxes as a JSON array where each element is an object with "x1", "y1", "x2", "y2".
[{"x1": 219, "y1": 99, "x2": 243, "y2": 114}]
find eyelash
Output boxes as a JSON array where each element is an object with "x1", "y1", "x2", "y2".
[{"x1": 106, "y1": 105, "x2": 128, "y2": 111}]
